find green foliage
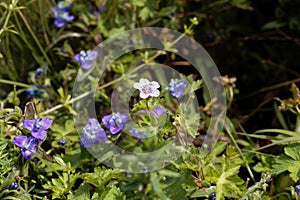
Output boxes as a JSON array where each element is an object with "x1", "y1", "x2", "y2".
[
  {"x1": 0, "y1": 0, "x2": 300, "y2": 199},
  {"x1": 272, "y1": 143, "x2": 300, "y2": 182}
]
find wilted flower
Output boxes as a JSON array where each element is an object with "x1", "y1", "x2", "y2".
[
  {"x1": 24, "y1": 118, "x2": 53, "y2": 140},
  {"x1": 102, "y1": 113, "x2": 128, "y2": 134},
  {"x1": 26, "y1": 87, "x2": 41, "y2": 99},
  {"x1": 53, "y1": 1, "x2": 74, "y2": 28},
  {"x1": 128, "y1": 129, "x2": 147, "y2": 141},
  {"x1": 166, "y1": 78, "x2": 187, "y2": 98},
  {"x1": 133, "y1": 78, "x2": 160, "y2": 99},
  {"x1": 74, "y1": 50, "x2": 98, "y2": 71},
  {"x1": 12, "y1": 136, "x2": 39, "y2": 160},
  {"x1": 80, "y1": 118, "x2": 107, "y2": 148}
]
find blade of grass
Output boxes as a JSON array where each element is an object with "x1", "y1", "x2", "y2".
[{"x1": 224, "y1": 117, "x2": 255, "y2": 182}]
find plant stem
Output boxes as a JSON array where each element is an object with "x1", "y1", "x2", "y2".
[{"x1": 0, "y1": 79, "x2": 32, "y2": 88}]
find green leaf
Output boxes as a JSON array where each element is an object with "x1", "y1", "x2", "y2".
[
  {"x1": 131, "y1": 0, "x2": 146, "y2": 7},
  {"x1": 272, "y1": 144, "x2": 300, "y2": 182},
  {"x1": 166, "y1": 169, "x2": 195, "y2": 200},
  {"x1": 262, "y1": 21, "x2": 286, "y2": 30},
  {"x1": 214, "y1": 156, "x2": 245, "y2": 199},
  {"x1": 68, "y1": 183, "x2": 90, "y2": 200},
  {"x1": 100, "y1": 185, "x2": 126, "y2": 200}
]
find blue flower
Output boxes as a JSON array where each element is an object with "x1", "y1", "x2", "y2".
[
  {"x1": 151, "y1": 105, "x2": 167, "y2": 118},
  {"x1": 136, "y1": 105, "x2": 167, "y2": 118},
  {"x1": 210, "y1": 192, "x2": 216, "y2": 200},
  {"x1": 80, "y1": 118, "x2": 107, "y2": 148},
  {"x1": 296, "y1": 185, "x2": 300, "y2": 197},
  {"x1": 102, "y1": 113, "x2": 128, "y2": 134},
  {"x1": 26, "y1": 87, "x2": 41, "y2": 99},
  {"x1": 98, "y1": 5, "x2": 106, "y2": 14},
  {"x1": 128, "y1": 129, "x2": 147, "y2": 141},
  {"x1": 8, "y1": 182, "x2": 18, "y2": 190},
  {"x1": 58, "y1": 139, "x2": 66, "y2": 145},
  {"x1": 53, "y1": 1, "x2": 74, "y2": 28},
  {"x1": 12, "y1": 136, "x2": 39, "y2": 160},
  {"x1": 23, "y1": 118, "x2": 53, "y2": 140},
  {"x1": 166, "y1": 78, "x2": 187, "y2": 98},
  {"x1": 133, "y1": 78, "x2": 160, "y2": 99},
  {"x1": 36, "y1": 68, "x2": 44, "y2": 77},
  {"x1": 74, "y1": 50, "x2": 98, "y2": 71}
]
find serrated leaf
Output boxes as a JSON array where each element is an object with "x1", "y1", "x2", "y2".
[
  {"x1": 101, "y1": 185, "x2": 125, "y2": 200},
  {"x1": 272, "y1": 144, "x2": 300, "y2": 182},
  {"x1": 68, "y1": 183, "x2": 90, "y2": 200}
]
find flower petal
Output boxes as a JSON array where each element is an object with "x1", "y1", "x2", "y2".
[
  {"x1": 150, "y1": 81, "x2": 160, "y2": 88},
  {"x1": 40, "y1": 118, "x2": 53, "y2": 130},
  {"x1": 139, "y1": 92, "x2": 149, "y2": 99},
  {"x1": 31, "y1": 130, "x2": 47, "y2": 140},
  {"x1": 87, "y1": 118, "x2": 100, "y2": 127},
  {"x1": 81, "y1": 62, "x2": 93, "y2": 71},
  {"x1": 102, "y1": 115, "x2": 112, "y2": 128},
  {"x1": 21, "y1": 148, "x2": 36, "y2": 160},
  {"x1": 110, "y1": 126, "x2": 121, "y2": 134},
  {"x1": 23, "y1": 120, "x2": 35, "y2": 131},
  {"x1": 12, "y1": 136, "x2": 28, "y2": 148},
  {"x1": 80, "y1": 135, "x2": 94, "y2": 148},
  {"x1": 95, "y1": 129, "x2": 107, "y2": 143}
]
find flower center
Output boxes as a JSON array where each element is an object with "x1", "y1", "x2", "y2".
[
  {"x1": 142, "y1": 85, "x2": 152, "y2": 94},
  {"x1": 33, "y1": 119, "x2": 42, "y2": 131}
]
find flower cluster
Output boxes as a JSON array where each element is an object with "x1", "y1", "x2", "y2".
[
  {"x1": 53, "y1": 1, "x2": 74, "y2": 28},
  {"x1": 133, "y1": 78, "x2": 160, "y2": 99},
  {"x1": 102, "y1": 113, "x2": 128, "y2": 134},
  {"x1": 80, "y1": 113, "x2": 128, "y2": 148},
  {"x1": 12, "y1": 118, "x2": 53, "y2": 159},
  {"x1": 80, "y1": 118, "x2": 107, "y2": 148},
  {"x1": 166, "y1": 78, "x2": 187, "y2": 98},
  {"x1": 74, "y1": 50, "x2": 98, "y2": 71}
]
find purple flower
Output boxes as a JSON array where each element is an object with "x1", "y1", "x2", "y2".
[
  {"x1": 74, "y1": 50, "x2": 98, "y2": 71},
  {"x1": 80, "y1": 118, "x2": 107, "y2": 148},
  {"x1": 136, "y1": 105, "x2": 167, "y2": 118},
  {"x1": 102, "y1": 113, "x2": 128, "y2": 134},
  {"x1": 128, "y1": 129, "x2": 147, "y2": 141},
  {"x1": 26, "y1": 87, "x2": 41, "y2": 99},
  {"x1": 23, "y1": 118, "x2": 53, "y2": 140},
  {"x1": 12, "y1": 136, "x2": 39, "y2": 160},
  {"x1": 166, "y1": 78, "x2": 187, "y2": 98},
  {"x1": 53, "y1": 1, "x2": 74, "y2": 28},
  {"x1": 133, "y1": 78, "x2": 160, "y2": 99},
  {"x1": 151, "y1": 105, "x2": 167, "y2": 118}
]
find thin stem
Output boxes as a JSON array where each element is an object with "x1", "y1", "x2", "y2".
[
  {"x1": 0, "y1": 79, "x2": 32, "y2": 88},
  {"x1": 0, "y1": 5, "x2": 12, "y2": 38},
  {"x1": 17, "y1": 9, "x2": 53, "y2": 67},
  {"x1": 224, "y1": 118, "x2": 255, "y2": 182}
]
